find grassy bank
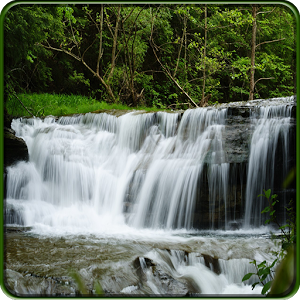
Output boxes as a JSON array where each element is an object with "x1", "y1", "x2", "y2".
[{"x1": 6, "y1": 93, "x2": 169, "y2": 118}]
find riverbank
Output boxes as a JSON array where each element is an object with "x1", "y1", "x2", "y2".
[{"x1": 5, "y1": 93, "x2": 171, "y2": 119}]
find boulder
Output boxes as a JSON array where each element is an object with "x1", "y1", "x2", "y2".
[{"x1": 4, "y1": 127, "x2": 29, "y2": 168}]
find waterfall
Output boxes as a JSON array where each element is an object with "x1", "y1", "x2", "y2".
[
  {"x1": 5, "y1": 96, "x2": 295, "y2": 231},
  {"x1": 244, "y1": 100, "x2": 294, "y2": 227},
  {"x1": 4, "y1": 96, "x2": 296, "y2": 296}
]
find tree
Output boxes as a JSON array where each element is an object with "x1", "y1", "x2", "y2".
[
  {"x1": 4, "y1": 5, "x2": 56, "y2": 92},
  {"x1": 201, "y1": 4, "x2": 207, "y2": 106},
  {"x1": 39, "y1": 5, "x2": 121, "y2": 101},
  {"x1": 249, "y1": 5, "x2": 288, "y2": 100},
  {"x1": 3, "y1": 3, "x2": 296, "y2": 110},
  {"x1": 119, "y1": 5, "x2": 150, "y2": 105},
  {"x1": 149, "y1": 5, "x2": 198, "y2": 108},
  {"x1": 249, "y1": 4, "x2": 257, "y2": 101}
]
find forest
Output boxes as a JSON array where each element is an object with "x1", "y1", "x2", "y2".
[
  {"x1": 2, "y1": 3, "x2": 297, "y2": 297},
  {"x1": 3, "y1": 3, "x2": 297, "y2": 112}
]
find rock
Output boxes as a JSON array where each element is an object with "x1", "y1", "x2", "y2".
[
  {"x1": 152, "y1": 264, "x2": 189, "y2": 296},
  {"x1": 4, "y1": 269, "x2": 76, "y2": 296},
  {"x1": 133, "y1": 256, "x2": 189, "y2": 296},
  {"x1": 4, "y1": 127, "x2": 29, "y2": 200},
  {"x1": 201, "y1": 254, "x2": 221, "y2": 274},
  {"x1": 4, "y1": 127, "x2": 29, "y2": 168}
]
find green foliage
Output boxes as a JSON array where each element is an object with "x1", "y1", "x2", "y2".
[
  {"x1": 242, "y1": 258, "x2": 278, "y2": 294},
  {"x1": 69, "y1": 71, "x2": 90, "y2": 87},
  {"x1": 269, "y1": 246, "x2": 295, "y2": 296},
  {"x1": 70, "y1": 269, "x2": 104, "y2": 296},
  {"x1": 4, "y1": 5, "x2": 56, "y2": 93},
  {"x1": 258, "y1": 189, "x2": 278, "y2": 224},
  {"x1": 3, "y1": 3, "x2": 296, "y2": 111},
  {"x1": 5, "y1": 93, "x2": 169, "y2": 118},
  {"x1": 242, "y1": 189, "x2": 296, "y2": 295}
]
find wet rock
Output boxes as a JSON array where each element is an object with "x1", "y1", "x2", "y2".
[
  {"x1": 90, "y1": 109, "x2": 132, "y2": 117},
  {"x1": 133, "y1": 256, "x2": 189, "y2": 296},
  {"x1": 4, "y1": 127, "x2": 29, "y2": 168},
  {"x1": 202, "y1": 254, "x2": 221, "y2": 275},
  {"x1": 152, "y1": 264, "x2": 189, "y2": 296},
  {"x1": 228, "y1": 220, "x2": 243, "y2": 230},
  {"x1": 4, "y1": 269, "x2": 76, "y2": 296},
  {"x1": 3, "y1": 128, "x2": 29, "y2": 200}
]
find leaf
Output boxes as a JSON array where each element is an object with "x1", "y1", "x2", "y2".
[
  {"x1": 279, "y1": 224, "x2": 290, "y2": 230},
  {"x1": 282, "y1": 242, "x2": 291, "y2": 251},
  {"x1": 269, "y1": 246, "x2": 295, "y2": 295},
  {"x1": 261, "y1": 274, "x2": 268, "y2": 281},
  {"x1": 252, "y1": 282, "x2": 260, "y2": 290},
  {"x1": 261, "y1": 280, "x2": 272, "y2": 295},
  {"x1": 269, "y1": 210, "x2": 276, "y2": 216},
  {"x1": 70, "y1": 270, "x2": 88, "y2": 295},
  {"x1": 261, "y1": 206, "x2": 270, "y2": 213},
  {"x1": 264, "y1": 189, "x2": 271, "y2": 199},
  {"x1": 258, "y1": 267, "x2": 270, "y2": 276},
  {"x1": 271, "y1": 194, "x2": 278, "y2": 200},
  {"x1": 257, "y1": 261, "x2": 266, "y2": 268},
  {"x1": 94, "y1": 281, "x2": 104, "y2": 296},
  {"x1": 270, "y1": 259, "x2": 278, "y2": 269},
  {"x1": 242, "y1": 273, "x2": 254, "y2": 281},
  {"x1": 282, "y1": 167, "x2": 296, "y2": 189},
  {"x1": 265, "y1": 219, "x2": 271, "y2": 224}
]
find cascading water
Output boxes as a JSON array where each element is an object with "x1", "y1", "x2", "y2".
[
  {"x1": 4, "y1": 96, "x2": 296, "y2": 296},
  {"x1": 6, "y1": 108, "x2": 230, "y2": 231},
  {"x1": 244, "y1": 101, "x2": 294, "y2": 227}
]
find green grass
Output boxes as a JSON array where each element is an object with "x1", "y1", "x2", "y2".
[{"x1": 6, "y1": 93, "x2": 170, "y2": 118}]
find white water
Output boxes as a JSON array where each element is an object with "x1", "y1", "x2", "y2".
[
  {"x1": 244, "y1": 102, "x2": 294, "y2": 227},
  {"x1": 139, "y1": 248, "x2": 264, "y2": 295},
  {"x1": 4, "y1": 96, "x2": 295, "y2": 295},
  {"x1": 7, "y1": 108, "x2": 230, "y2": 231}
]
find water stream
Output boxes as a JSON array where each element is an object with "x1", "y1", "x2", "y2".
[{"x1": 4, "y1": 96, "x2": 296, "y2": 296}]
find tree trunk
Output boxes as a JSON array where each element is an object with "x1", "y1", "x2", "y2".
[
  {"x1": 120, "y1": 7, "x2": 145, "y2": 106},
  {"x1": 96, "y1": 4, "x2": 104, "y2": 76},
  {"x1": 249, "y1": 4, "x2": 257, "y2": 101},
  {"x1": 173, "y1": 15, "x2": 185, "y2": 78},
  {"x1": 107, "y1": 5, "x2": 121, "y2": 83},
  {"x1": 201, "y1": 5, "x2": 207, "y2": 106},
  {"x1": 149, "y1": 10, "x2": 198, "y2": 108},
  {"x1": 184, "y1": 13, "x2": 187, "y2": 82}
]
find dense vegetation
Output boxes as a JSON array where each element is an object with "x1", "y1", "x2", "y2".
[
  {"x1": 6, "y1": 93, "x2": 168, "y2": 117},
  {"x1": 3, "y1": 3, "x2": 297, "y2": 117}
]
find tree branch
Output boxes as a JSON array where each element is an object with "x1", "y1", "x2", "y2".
[
  {"x1": 82, "y1": 37, "x2": 97, "y2": 62},
  {"x1": 96, "y1": 4, "x2": 104, "y2": 75},
  {"x1": 256, "y1": 7, "x2": 276, "y2": 16},
  {"x1": 107, "y1": 5, "x2": 121, "y2": 83},
  {"x1": 8, "y1": 86, "x2": 35, "y2": 117},
  {"x1": 150, "y1": 40, "x2": 198, "y2": 108},
  {"x1": 254, "y1": 77, "x2": 274, "y2": 86},
  {"x1": 38, "y1": 42, "x2": 81, "y2": 62},
  {"x1": 256, "y1": 38, "x2": 285, "y2": 48},
  {"x1": 149, "y1": 12, "x2": 198, "y2": 108}
]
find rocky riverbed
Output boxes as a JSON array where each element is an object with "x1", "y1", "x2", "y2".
[{"x1": 4, "y1": 227, "x2": 278, "y2": 296}]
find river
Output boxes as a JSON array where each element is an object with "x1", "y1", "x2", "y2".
[{"x1": 4, "y1": 96, "x2": 296, "y2": 296}]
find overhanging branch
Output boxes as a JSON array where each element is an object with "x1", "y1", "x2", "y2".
[
  {"x1": 254, "y1": 77, "x2": 274, "y2": 86},
  {"x1": 256, "y1": 38, "x2": 285, "y2": 48}
]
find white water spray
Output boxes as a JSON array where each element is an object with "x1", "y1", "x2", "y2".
[{"x1": 4, "y1": 97, "x2": 295, "y2": 295}]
